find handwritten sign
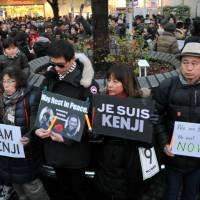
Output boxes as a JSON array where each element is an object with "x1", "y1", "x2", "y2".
[
  {"x1": 0, "y1": 124, "x2": 25, "y2": 158},
  {"x1": 171, "y1": 121, "x2": 200, "y2": 158},
  {"x1": 139, "y1": 147, "x2": 160, "y2": 180}
]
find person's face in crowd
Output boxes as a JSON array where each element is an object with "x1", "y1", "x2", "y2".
[
  {"x1": 169, "y1": 17, "x2": 175, "y2": 24},
  {"x1": 108, "y1": 18, "x2": 112, "y2": 26},
  {"x1": 111, "y1": 20, "x2": 117, "y2": 28},
  {"x1": 2, "y1": 24, "x2": 8, "y2": 31},
  {"x1": 20, "y1": 24, "x2": 26, "y2": 32},
  {"x1": 68, "y1": 117, "x2": 78, "y2": 132},
  {"x1": 181, "y1": 56, "x2": 200, "y2": 84},
  {"x1": 70, "y1": 27, "x2": 77, "y2": 35},
  {"x1": 2, "y1": 74, "x2": 17, "y2": 96},
  {"x1": 50, "y1": 57, "x2": 75, "y2": 74},
  {"x1": 136, "y1": 19, "x2": 141, "y2": 25},
  {"x1": 59, "y1": 24, "x2": 65, "y2": 31},
  {"x1": 79, "y1": 24, "x2": 84, "y2": 32},
  {"x1": 106, "y1": 74, "x2": 124, "y2": 96},
  {"x1": 46, "y1": 27, "x2": 53, "y2": 34},
  {"x1": 4, "y1": 45, "x2": 18, "y2": 57},
  {"x1": 117, "y1": 19, "x2": 123, "y2": 24},
  {"x1": 30, "y1": 28, "x2": 37, "y2": 35}
]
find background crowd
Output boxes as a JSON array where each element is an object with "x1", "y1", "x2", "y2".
[{"x1": 0, "y1": 11, "x2": 200, "y2": 200}]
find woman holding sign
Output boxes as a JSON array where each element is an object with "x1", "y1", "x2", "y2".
[
  {"x1": 94, "y1": 64, "x2": 151, "y2": 200},
  {"x1": 0, "y1": 67, "x2": 49, "y2": 200}
]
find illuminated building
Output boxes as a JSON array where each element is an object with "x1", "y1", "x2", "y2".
[{"x1": 0, "y1": 0, "x2": 199, "y2": 19}]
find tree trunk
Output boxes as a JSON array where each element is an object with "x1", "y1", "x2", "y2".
[
  {"x1": 91, "y1": 0, "x2": 109, "y2": 72},
  {"x1": 47, "y1": 0, "x2": 59, "y2": 22},
  {"x1": 52, "y1": 3, "x2": 59, "y2": 22}
]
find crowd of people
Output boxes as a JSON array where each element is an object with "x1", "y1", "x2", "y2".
[{"x1": 0, "y1": 12, "x2": 200, "y2": 200}]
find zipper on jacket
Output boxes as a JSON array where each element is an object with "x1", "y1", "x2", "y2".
[{"x1": 195, "y1": 90, "x2": 197, "y2": 105}]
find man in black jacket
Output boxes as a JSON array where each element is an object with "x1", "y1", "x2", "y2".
[
  {"x1": 153, "y1": 42, "x2": 200, "y2": 200},
  {"x1": 35, "y1": 40, "x2": 98, "y2": 200}
]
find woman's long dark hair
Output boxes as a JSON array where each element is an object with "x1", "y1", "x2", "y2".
[{"x1": 106, "y1": 63, "x2": 140, "y2": 97}]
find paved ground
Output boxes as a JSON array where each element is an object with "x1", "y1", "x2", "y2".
[{"x1": 9, "y1": 170, "x2": 200, "y2": 200}]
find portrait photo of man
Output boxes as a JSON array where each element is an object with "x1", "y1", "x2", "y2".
[{"x1": 64, "y1": 114, "x2": 81, "y2": 137}]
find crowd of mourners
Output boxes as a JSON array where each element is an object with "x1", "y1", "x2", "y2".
[{"x1": 0, "y1": 11, "x2": 200, "y2": 200}]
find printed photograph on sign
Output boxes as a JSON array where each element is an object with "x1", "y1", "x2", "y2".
[
  {"x1": 39, "y1": 106, "x2": 54, "y2": 129},
  {"x1": 35, "y1": 91, "x2": 89, "y2": 142},
  {"x1": 63, "y1": 114, "x2": 81, "y2": 137},
  {"x1": 93, "y1": 94, "x2": 154, "y2": 143}
]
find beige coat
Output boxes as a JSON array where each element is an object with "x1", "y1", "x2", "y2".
[{"x1": 155, "y1": 31, "x2": 179, "y2": 54}]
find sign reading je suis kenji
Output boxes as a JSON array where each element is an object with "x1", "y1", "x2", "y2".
[{"x1": 93, "y1": 94, "x2": 154, "y2": 143}]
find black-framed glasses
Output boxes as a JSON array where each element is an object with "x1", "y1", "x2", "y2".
[{"x1": 50, "y1": 61, "x2": 66, "y2": 68}]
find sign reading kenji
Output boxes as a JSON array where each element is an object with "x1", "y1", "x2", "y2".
[{"x1": 93, "y1": 94, "x2": 154, "y2": 143}]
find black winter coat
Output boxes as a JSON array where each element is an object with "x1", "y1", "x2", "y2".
[
  {"x1": 0, "y1": 51, "x2": 30, "y2": 77},
  {"x1": 184, "y1": 36, "x2": 200, "y2": 46},
  {"x1": 94, "y1": 136, "x2": 152, "y2": 200},
  {"x1": 41, "y1": 60, "x2": 98, "y2": 168},
  {"x1": 0, "y1": 86, "x2": 43, "y2": 184},
  {"x1": 94, "y1": 138, "x2": 128, "y2": 199},
  {"x1": 153, "y1": 76, "x2": 200, "y2": 169}
]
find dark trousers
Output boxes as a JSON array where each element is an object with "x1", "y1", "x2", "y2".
[
  {"x1": 165, "y1": 168, "x2": 200, "y2": 200},
  {"x1": 54, "y1": 167, "x2": 88, "y2": 200}
]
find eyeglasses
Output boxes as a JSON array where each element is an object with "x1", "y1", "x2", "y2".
[
  {"x1": 50, "y1": 61, "x2": 66, "y2": 68},
  {"x1": 2, "y1": 79, "x2": 16, "y2": 84}
]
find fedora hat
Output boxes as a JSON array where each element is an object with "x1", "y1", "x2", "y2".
[{"x1": 177, "y1": 42, "x2": 200, "y2": 60}]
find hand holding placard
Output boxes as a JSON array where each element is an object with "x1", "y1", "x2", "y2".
[
  {"x1": 164, "y1": 135, "x2": 175, "y2": 157},
  {"x1": 164, "y1": 144, "x2": 175, "y2": 157}
]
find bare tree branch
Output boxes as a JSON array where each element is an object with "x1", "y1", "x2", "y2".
[
  {"x1": 46, "y1": 0, "x2": 59, "y2": 21},
  {"x1": 47, "y1": 0, "x2": 53, "y2": 6}
]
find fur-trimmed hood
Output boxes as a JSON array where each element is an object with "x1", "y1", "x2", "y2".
[{"x1": 75, "y1": 53, "x2": 94, "y2": 88}]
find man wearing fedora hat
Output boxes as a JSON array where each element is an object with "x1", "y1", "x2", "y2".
[{"x1": 153, "y1": 42, "x2": 200, "y2": 200}]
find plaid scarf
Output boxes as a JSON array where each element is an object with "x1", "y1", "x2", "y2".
[{"x1": 2, "y1": 88, "x2": 25, "y2": 125}]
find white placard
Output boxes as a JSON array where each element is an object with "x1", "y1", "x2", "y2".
[
  {"x1": 171, "y1": 121, "x2": 200, "y2": 158},
  {"x1": 139, "y1": 147, "x2": 159, "y2": 180},
  {"x1": 0, "y1": 124, "x2": 25, "y2": 158},
  {"x1": 177, "y1": 40, "x2": 184, "y2": 50},
  {"x1": 138, "y1": 59, "x2": 150, "y2": 67}
]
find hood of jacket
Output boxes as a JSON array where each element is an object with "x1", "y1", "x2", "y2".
[{"x1": 75, "y1": 53, "x2": 94, "y2": 88}]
